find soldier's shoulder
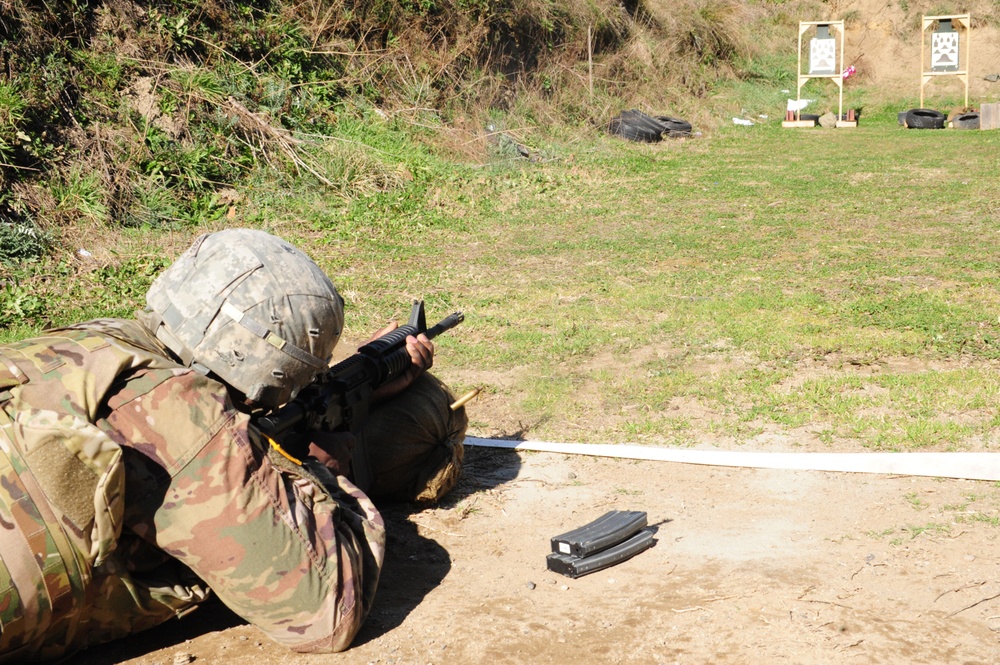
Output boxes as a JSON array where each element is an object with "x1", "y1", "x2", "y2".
[{"x1": 50, "y1": 318, "x2": 171, "y2": 358}]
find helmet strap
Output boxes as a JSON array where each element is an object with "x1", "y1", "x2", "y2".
[{"x1": 219, "y1": 302, "x2": 326, "y2": 369}]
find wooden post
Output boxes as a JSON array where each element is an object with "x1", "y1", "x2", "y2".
[
  {"x1": 981, "y1": 103, "x2": 1000, "y2": 130},
  {"x1": 963, "y1": 15, "x2": 971, "y2": 108},
  {"x1": 837, "y1": 22, "x2": 844, "y2": 122},
  {"x1": 796, "y1": 25, "x2": 803, "y2": 121},
  {"x1": 588, "y1": 26, "x2": 593, "y2": 101},
  {"x1": 920, "y1": 18, "x2": 925, "y2": 107}
]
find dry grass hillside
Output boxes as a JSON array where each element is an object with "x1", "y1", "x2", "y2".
[{"x1": 2, "y1": 0, "x2": 1000, "y2": 265}]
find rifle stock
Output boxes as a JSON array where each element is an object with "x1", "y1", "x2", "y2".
[{"x1": 255, "y1": 300, "x2": 462, "y2": 461}]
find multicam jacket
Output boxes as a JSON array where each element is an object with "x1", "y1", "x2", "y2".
[{"x1": 0, "y1": 319, "x2": 385, "y2": 662}]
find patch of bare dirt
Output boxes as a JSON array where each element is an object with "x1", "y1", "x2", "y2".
[
  {"x1": 68, "y1": 445, "x2": 1000, "y2": 665},
  {"x1": 838, "y1": 0, "x2": 1000, "y2": 104}
]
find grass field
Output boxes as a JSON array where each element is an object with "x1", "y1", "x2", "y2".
[{"x1": 5, "y1": 107, "x2": 1000, "y2": 453}]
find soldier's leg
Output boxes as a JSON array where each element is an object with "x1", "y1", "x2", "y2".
[{"x1": 357, "y1": 372, "x2": 468, "y2": 503}]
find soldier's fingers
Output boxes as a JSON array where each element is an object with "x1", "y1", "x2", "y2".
[
  {"x1": 406, "y1": 335, "x2": 433, "y2": 370},
  {"x1": 364, "y1": 321, "x2": 398, "y2": 346}
]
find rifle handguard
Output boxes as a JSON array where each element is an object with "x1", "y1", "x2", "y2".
[{"x1": 356, "y1": 310, "x2": 464, "y2": 385}]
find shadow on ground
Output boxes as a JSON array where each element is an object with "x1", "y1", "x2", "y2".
[
  {"x1": 354, "y1": 445, "x2": 522, "y2": 644},
  {"x1": 64, "y1": 597, "x2": 246, "y2": 664}
]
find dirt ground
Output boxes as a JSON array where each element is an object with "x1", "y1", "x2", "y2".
[{"x1": 67, "y1": 442, "x2": 1000, "y2": 665}]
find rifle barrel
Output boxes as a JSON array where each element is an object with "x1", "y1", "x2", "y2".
[{"x1": 425, "y1": 312, "x2": 464, "y2": 339}]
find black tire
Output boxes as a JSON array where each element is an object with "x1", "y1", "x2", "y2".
[
  {"x1": 608, "y1": 109, "x2": 695, "y2": 142},
  {"x1": 798, "y1": 113, "x2": 820, "y2": 122},
  {"x1": 904, "y1": 108, "x2": 946, "y2": 129},
  {"x1": 608, "y1": 112, "x2": 662, "y2": 143},
  {"x1": 953, "y1": 112, "x2": 980, "y2": 130},
  {"x1": 654, "y1": 115, "x2": 693, "y2": 135},
  {"x1": 623, "y1": 109, "x2": 671, "y2": 135},
  {"x1": 613, "y1": 110, "x2": 665, "y2": 142}
]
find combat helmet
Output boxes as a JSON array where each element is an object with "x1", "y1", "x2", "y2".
[{"x1": 140, "y1": 229, "x2": 343, "y2": 407}]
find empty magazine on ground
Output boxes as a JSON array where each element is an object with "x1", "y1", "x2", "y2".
[{"x1": 546, "y1": 510, "x2": 656, "y2": 578}]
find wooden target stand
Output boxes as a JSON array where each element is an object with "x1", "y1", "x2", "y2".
[
  {"x1": 920, "y1": 14, "x2": 971, "y2": 109},
  {"x1": 783, "y1": 21, "x2": 856, "y2": 128}
]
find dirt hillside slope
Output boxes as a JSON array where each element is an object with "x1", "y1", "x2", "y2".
[{"x1": 838, "y1": 0, "x2": 1000, "y2": 103}]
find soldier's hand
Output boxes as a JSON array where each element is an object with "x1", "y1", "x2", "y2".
[
  {"x1": 404, "y1": 332, "x2": 434, "y2": 372},
  {"x1": 306, "y1": 431, "x2": 356, "y2": 476},
  {"x1": 367, "y1": 322, "x2": 434, "y2": 403}
]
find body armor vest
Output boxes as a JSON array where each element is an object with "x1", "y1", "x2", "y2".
[{"x1": 0, "y1": 320, "x2": 181, "y2": 660}]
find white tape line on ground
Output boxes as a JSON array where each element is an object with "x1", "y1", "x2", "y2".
[{"x1": 462, "y1": 437, "x2": 1000, "y2": 481}]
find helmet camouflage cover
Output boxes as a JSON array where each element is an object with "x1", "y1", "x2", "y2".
[{"x1": 140, "y1": 229, "x2": 343, "y2": 407}]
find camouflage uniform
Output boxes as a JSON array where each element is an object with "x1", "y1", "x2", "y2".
[{"x1": 0, "y1": 319, "x2": 389, "y2": 662}]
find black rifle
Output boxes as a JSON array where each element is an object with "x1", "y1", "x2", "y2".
[{"x1": 255, "y1": 300, "x2": 463, "y2": 463}]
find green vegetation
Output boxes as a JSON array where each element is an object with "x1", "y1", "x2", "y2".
[
  {"x1": 8, "y1": 115, "x2": 1000, "y2": 455},
  {"x1": 0, "y1": 0, "x2": 771, "y2": 242},
  {"x1": 901, "y1": 522, "x2": 951, "y2": 539}
]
